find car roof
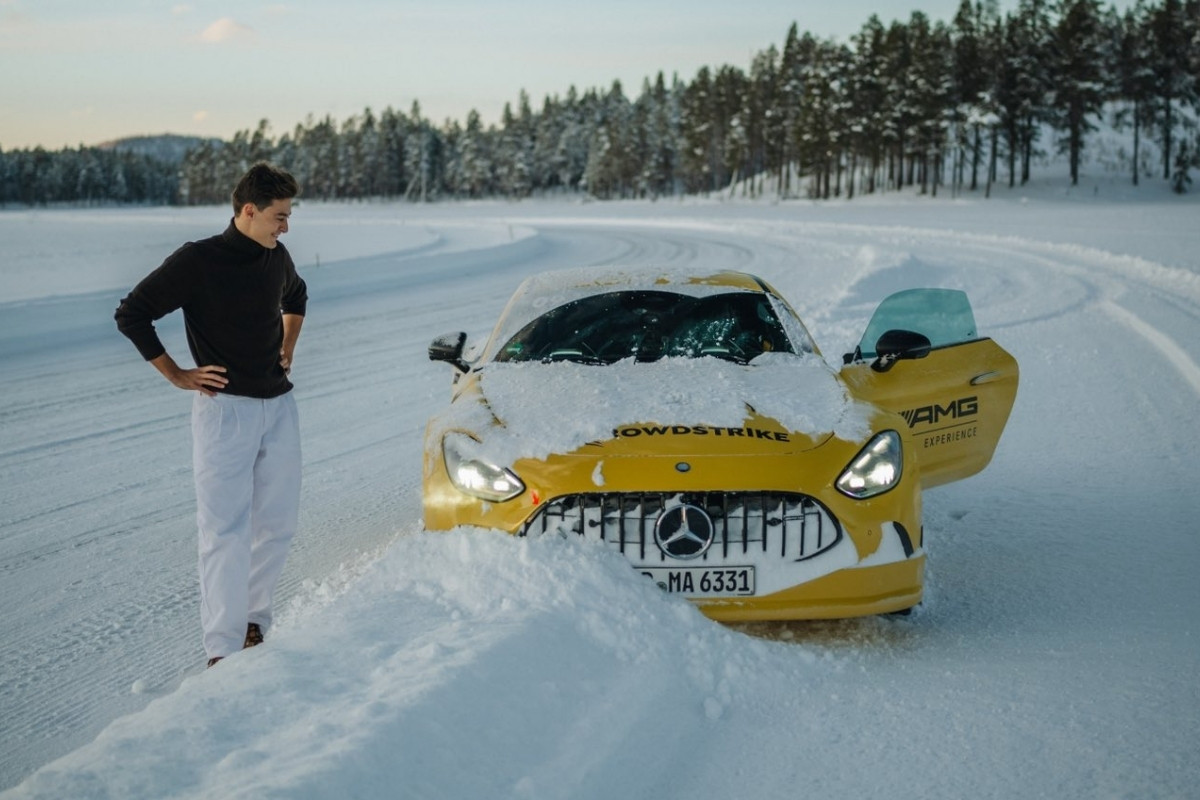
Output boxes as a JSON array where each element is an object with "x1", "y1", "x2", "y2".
[{"x1": 511, "y1": 267, "x2": 771, "y2": 298}]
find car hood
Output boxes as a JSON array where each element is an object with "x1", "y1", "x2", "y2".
[{"x1": 430, "y1": 353, "x2": 875, "y2": 463}]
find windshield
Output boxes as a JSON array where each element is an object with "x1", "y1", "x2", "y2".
[{"x1": 493, "y1": 290, "x2": 796, "y2": 365}]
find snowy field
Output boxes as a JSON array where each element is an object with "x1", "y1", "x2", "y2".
[{"x1": 1, "y1": 181, "x2": 1199, "y2": 798}]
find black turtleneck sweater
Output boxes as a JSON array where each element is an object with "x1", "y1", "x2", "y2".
[{"x1": 115, "y1": 221, "x2": 308, "y2": 399}]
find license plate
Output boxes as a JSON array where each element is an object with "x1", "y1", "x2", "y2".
[{"x1": 639, "y1": 566, "x2": 755, "y2": 597}]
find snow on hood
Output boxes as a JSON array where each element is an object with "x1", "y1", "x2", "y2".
[{"x1": 435, "y1": 352, "x2": 874, "y2": 464}]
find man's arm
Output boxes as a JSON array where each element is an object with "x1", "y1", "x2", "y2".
[
  {"x1": 280, "y1": 313, "x2": 304, "y2": 375},
  {"x1": 116, "y1": 252, "x2": 229, "y2": 395},
  {"x1": 149, "y1": 353, "x2": 228, "y2": 397}
]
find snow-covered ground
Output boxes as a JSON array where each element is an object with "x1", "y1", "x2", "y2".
[{"x1": 1, "y1": 178, "x2": 1198, "y2": 799}]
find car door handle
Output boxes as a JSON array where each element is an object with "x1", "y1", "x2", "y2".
[{"x1": 970, "y1": 371, "x2": 1004, "y2": 386}]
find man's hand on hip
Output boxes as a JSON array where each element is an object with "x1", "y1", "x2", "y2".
[{"x1": 150, "y1": 353, "x2": 228, "y2": 396}]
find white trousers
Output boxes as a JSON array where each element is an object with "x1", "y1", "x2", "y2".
[{"x1": 192, "y1": 392, "x2": 301, "y2": 659}]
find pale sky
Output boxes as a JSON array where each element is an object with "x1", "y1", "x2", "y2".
[{"x1": 2, "y1": 1, "x2": 1013, "y2": 150}]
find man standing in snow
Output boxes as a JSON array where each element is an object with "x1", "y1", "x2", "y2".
[{"x1": 115, "y1": 162, "x2": 307, "y2": 668}]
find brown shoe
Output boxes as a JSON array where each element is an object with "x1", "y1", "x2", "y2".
[
  {"x1": 244, "y1": 622, "x2": 264, "y2": 649},
  {"x1": 207, "y1": 656, "x2": 223, "y2": 668}
]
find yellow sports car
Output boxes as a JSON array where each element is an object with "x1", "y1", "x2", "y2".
[{"x1": 424, "y1": 268, "x2": 1018, "y2": 620}]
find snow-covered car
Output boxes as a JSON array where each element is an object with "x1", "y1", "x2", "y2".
[{"x1": 423, "y1": 268, "x2": 1018, "y2": 620}]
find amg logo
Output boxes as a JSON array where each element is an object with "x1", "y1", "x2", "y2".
[{"x1": 901, "y1": 396, "x2": 978, "y2": 428}]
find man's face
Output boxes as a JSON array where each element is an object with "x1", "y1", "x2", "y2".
[{"x1": 240, "y1": 198, "x2": 292, "y2": 249}]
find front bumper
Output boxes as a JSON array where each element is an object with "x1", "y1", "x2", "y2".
[
  {"x1": 696, "y1": 555, "x2": 925, "y2": 620},
  {"x1": 423, "y1": 437, "x2": 925, "y2": 620}
]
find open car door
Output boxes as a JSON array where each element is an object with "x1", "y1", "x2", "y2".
[{"x1": 839, "y1": 289, "x2": 1019, "y2": 489}]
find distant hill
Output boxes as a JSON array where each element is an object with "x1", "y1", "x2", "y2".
[{"x1": 95, "y1": 134, "x2": 220, "y2": 165}]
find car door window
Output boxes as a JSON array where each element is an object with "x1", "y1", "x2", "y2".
[{"x1": 856, "y1": 289, "x2": 977, "y2": 358}]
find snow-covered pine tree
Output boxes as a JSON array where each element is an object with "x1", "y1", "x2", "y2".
[
  {"x1": 1051, "y1": 0, "x2": 1108, "y2": 186},
  {"x1": 1171, "y1": 137, "x2": 1193, "y2": 191},
  {"x1": 1148, "y1": 0, "x2": 1198, "y2": 178},
  {"x1": 848, "y1": 17, "x2": 888, "y2": 196},
  {"x1": 1114, "y1": 2, "x2": 1157, "y2": 186}
]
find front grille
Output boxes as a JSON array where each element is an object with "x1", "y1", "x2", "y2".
[{"x1": 521, "y1": 491, "x2": 842, "y2": 564}]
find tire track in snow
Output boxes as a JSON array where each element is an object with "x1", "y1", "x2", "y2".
[{"x1": 1101, "y1": 300, "x2": 1200, "y2": 398}]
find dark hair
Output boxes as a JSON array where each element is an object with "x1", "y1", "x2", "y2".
[{"x1": 232, "y1": 162, "x2": 300, "y2": 215}]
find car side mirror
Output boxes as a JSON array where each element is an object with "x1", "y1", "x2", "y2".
[
  {"x1": 429, "y1": 331, "x2": 470, "y2": 373},
  {"x1": 871, "y1": 329, "x2": 932, "y2": 373}
]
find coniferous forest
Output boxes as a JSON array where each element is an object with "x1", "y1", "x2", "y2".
[{"x1": 3, "y1": 0, "x2": 1198, "y2": 206}]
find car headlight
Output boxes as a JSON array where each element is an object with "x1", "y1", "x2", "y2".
[
  {"x1": 443, "y1": 433, "x2": 525, "y2": 502},
  {"x1": 836, "y1": 431, "x2": 903, "y2": 499}
]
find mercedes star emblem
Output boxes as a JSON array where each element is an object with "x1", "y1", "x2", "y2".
[{"x1": 654, "y1": 504, "x2": 715, "y2": 560}]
